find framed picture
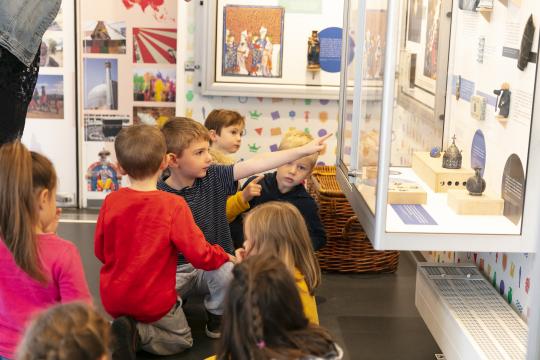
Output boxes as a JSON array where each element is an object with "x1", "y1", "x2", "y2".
[
  {"x1": 405, "y1": 0, "x2": 443, "y2": 95},
  {"x1": 195, "y1": 0, "x2": 349, "y2": 99}
]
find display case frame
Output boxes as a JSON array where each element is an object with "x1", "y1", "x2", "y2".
[
  {"x1": 196, "y1": 0, "x2": 360, "y2": 100},
  {"x1": 335, "y1": 0, "x2": 540, "y2": 253}
]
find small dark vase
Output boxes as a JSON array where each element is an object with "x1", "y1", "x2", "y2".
[{"x1": 466, "y1": 167, "x2": 486, "y2": 196}]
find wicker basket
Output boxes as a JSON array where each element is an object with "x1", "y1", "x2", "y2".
[
  {"x1": 309, "y1": 166, "x2": 399, "y2": 273},
  {"x1": 307, "y1": 166, "x2": 355, "y2": 242}
]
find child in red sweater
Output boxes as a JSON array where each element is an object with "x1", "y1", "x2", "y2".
[{"x1": 95, "y1": 124, "x2": 234, "y2": 359}]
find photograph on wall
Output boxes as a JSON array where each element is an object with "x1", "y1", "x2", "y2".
[
  {"x1": 40, "y1": 31, "x2": 63, "y2": 67},
  {"x1": 86, "y1": 149, "x2": 122, "y2": 192},
  {"x1": 133, "y1": 28, "x2": 177, "y2": 64},
  {"x1": 133, "y1": 67, "x2": 176, "y2": 102},
  {"x1": 423, "y1": 0, "x2": 442, "y2": 80},
  {"x1": 133, "y1": 106, "x2": 175, "y2": 126},
  {"x1": 84, "y1": 114, "x2": 130, "y2": 142},
  {"x1": 363, "y1": 9, "x2": 387, "y2": 81},
  {"x1": 221, "y1": 5, "x2": 285, "y2": 78},
  {"x1": 27, "y1": 75, "x2": 64, "y2": 119},
  {"x1": 84, "y1": 58, "x2": 119, "y2": 110},
  {"x1": 83, "y1": 21, "x2": 126, "y2": 54},
  {"x1": 407, "y1": 0, "x2": 423, "y2": 43}
]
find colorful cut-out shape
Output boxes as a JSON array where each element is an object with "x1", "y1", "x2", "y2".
[
  {"x1": 502, "y1": 254, "x2": 508, "y2": 271},
  {"x1": 318, "y1": 129, "x2": 328, "y2": 137},
  {"x1": 507, "y1": 287, "x2": 512, "y2": 304},
  {"x1": 186, "y1": 90, "x2": 194, "y2": 102},
  {"x1": 270, "y1": 127, "x2": 282, "y2": 136},
  {"x1": 186, "y1": 108, "x2": 193, "y2": 118},
  {"x1": 248, "y1": 143, "x2": 261, "y2": 153},
  {"x1": 499, "y1": 280, "x2": 505, "y2": 295},
  {"x1": 271, "y1": 111, "x2": 280, "y2": 120},
  {"x1": 319, "y1": 111, "x2": 329, "y2": 122},
  {"x1": 304, "y1": 99, "x2": 312, "y2": 105},
  {"x1": 304, "y1": 111, "x2": 310, "y2": 122},
  {"x1": 269, "y1": 144, "x2": 278, "y2": 152},
  {"x1": 249, "y1": 110, "x2": 262, "y2": 120},
  {"x1": 257, "y1": 97, "x2": 264, "y2": 102},
  {"x1": 255, "y1": 128, "x2": 263, "y2": 135},
  {"x1": 510, "y1": 262, "x2": 515, "y2": 277},
  {"x1": 289, "y1": 110, "x2": 296, "y2": 119},
  {"x1": 320, "y1": 99, "x2": 330, "y2": 105},
  {"x1": 525, "y1": 277, "x2": 530, "y2": 294}
]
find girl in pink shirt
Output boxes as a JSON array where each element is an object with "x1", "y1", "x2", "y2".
[{"x1": 0, "y1": 142, "x2": 91, "y2": 360}]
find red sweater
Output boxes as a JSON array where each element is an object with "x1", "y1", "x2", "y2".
[{"x1": 95, "y1": 188, "x2": 229, "y2": 323}]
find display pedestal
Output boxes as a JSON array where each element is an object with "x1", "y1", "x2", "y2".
[
  {"x1": 447, "y1": 190, "x2": 504, "y2": 215},
  {"x1": 412, "y1": 152, "x2": 474, "y2": 193},
  {"x1": 388, "y1": 181, "x2": 427, "y2": 204}
]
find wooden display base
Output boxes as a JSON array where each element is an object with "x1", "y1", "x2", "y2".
[
  {"x1": 388, "y1": 181, "x2": 427, "y2": 204},
  {"x1": 447, "y1": 189, "x2": 504, "y2": 215},
  {"x1": 412, "y1": 152, "x2": 475, "y2": 193}
]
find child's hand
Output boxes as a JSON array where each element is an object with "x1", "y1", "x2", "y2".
[
  {"x1": 234, "y1": 247, "x2": 247, "y2": 263},
  {"x1": 228, "y1": 254, "x2": 238, "y2": 264},
  {"x1": 302, "y1": 133, "x2": 333, "y2": 156},
  {"x1": 241, "y1": 175, "x2": 263, "y2": 203},
  {"x1": 44, "y1": 208, "x2": 62, "y2": 234}
]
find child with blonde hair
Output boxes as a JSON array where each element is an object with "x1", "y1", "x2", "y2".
[
  {"x1": 238, "y1": 201, "x2": 322, "y2": 324},
  {"x1": 16, "y1": 303, "x2": 109, "y2": 360},
  {"x1": 0, "y1": 142, "x2": 91, "y2": 360},
  {"x1": 230, "y1": 129, "x2": 326, "y2": 250},
  {"x1": 216, "y1": 255, "x2": 342, "y2": 360}
]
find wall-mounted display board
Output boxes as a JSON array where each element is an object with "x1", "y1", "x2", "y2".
[
  {"x1": 336, "y1": 0, "x2": 540, "y2": 253},
  {"x1": 196, "y1": 0, "x2": 353, "y2": 99},
  {"x1": 76, "y1": 0, "x2": 178, "y2": 207},
  {"x1": 22, "y1": 0, "x2": 78, "y2": 206}
]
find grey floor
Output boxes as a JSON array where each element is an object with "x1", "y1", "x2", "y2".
[{"x1": 59, "y1": 218, "x2": 440, "y2": 360}]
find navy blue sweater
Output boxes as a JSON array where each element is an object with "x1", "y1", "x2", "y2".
[{"x1": 230, "y1": 172, "x2": 327, "y2": 251}]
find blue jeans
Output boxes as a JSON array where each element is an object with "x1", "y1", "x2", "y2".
[{"x1": 175, "y1": 262, "x2": 233, "y2": 315}]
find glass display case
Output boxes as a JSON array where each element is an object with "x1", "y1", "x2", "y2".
[{"x1": 336, "y1": 0, "x2": 540, "y2": 252}]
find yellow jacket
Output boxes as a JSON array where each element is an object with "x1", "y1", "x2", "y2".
[{"x1": 295, "y1": 268, "x2": 319, "y2": 324}]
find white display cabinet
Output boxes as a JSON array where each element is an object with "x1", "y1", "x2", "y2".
[{"x1": 336, "y1": 0, "x2": 540, "y2": 252}]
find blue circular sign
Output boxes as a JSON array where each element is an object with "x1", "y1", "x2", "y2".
[
  {"x1": 471, "y1": 129, "x2": 486, "y2": 176},
  {"x1": 318, "y1": 27, "x2": 354, "y2": 73}
]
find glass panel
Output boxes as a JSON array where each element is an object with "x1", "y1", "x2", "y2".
[
  {"x1": 385, "y1": 0, "x2": 534, "y2": 235},
  {"x1": 351, "y1": 0, "x2": 388, "y2": 214}
]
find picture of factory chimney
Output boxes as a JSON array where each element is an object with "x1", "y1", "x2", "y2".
[{"x1": 84, "y1": 58, "x2": 119, "y2": 110}]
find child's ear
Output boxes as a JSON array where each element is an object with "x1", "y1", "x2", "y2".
[
  {"x1": 159, "y1": 154, "x2": 169, "y2": 170},
  {"x1": 167, "y1": 152, "x2": 179, "y2": 168},
  {"x1": 116, "y1": 162, "x2": 127, "y2": 176},
  {"x1": 37, "y1": 188, "x2": 49, "y2": 210},
  {"x1": 208, "y1": 129, "x2": 218, "y2": 142}
]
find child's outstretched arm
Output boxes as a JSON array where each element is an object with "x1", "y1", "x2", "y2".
[{"x1": 233, "y1": 133, "x2": 332, "y2": 180}]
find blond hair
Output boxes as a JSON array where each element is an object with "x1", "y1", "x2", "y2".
[
  {"x1": 243, "y1": 201, "x2": 321, "y2": 294},
  {"x1": 279, "y1": 129, "x2": 318, "y2": 167},
  {"x1": 115, "y1": 124, "x2": 166, "y2": 180},
  {"x1": 0, "y1": 142, "x2": 57, "y2": 283},
  {"x1": 161, "y1": 117, "x2": 211, "y2": 156},
  {"x1": 17, "y1": 302, "x2": 110, "y2": 360}
]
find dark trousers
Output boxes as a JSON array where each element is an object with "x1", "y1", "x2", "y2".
[{"x1": 0, "y1": 45, "x2": 40, "y2": 145}]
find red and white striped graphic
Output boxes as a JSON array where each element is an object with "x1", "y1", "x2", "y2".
[{"x1": 133, "y1": 28, "x2": 177, "y2": 64}]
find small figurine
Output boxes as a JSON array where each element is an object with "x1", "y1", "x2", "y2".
[
  {"x1": 442, "y1": 135, "x2": 462, "y2": 169},
  {"x1": 466, "y1": 167, "x2": 486, "y2": 196},
  {"x1": 430, "y1": 146, "x2": 441, "y2": 158},
  {"x1": 518, "y1": 15, "x2": 535, "y2": 71},
  {"x1": 493, "y1": 82, "x2": 511, "y2": 119},
  {"x1": 307, "y1": 30, "x2": 320, "y2": 71},
  {"x1": 455, "y1": 75, "x2": 461, "y2": 101}
]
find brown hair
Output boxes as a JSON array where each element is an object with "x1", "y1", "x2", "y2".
[
  {"x1": 114, "y1": 124, "x2": 167, "y2": 180},
  {"x1": 279, "y1": 129, "x2": 318, "y2": 167},
  {"x1": 17, "y1": 302, "x2": 110, "y2": 360},
  {"x1": 0, "y1": 141, "x2": 57, "y2": 283},
  {"x1": 161, "y1": 117, "x2": 211, "y2": 156},
  {"x1": 204, "y1": 109, "x2": 245, "y2": 135},
  {"x1": 217, "y1": 255, "x2": 336, "y2": 360},
  {"x1": 244, "y1": 202, "x2": 321, "y2": 294}
]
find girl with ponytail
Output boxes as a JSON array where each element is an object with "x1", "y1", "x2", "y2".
[
  {"x1": 216, "y1": 255, "x2": 343, "y2": 360},
  {"x1": 0, "y1": 142, "x2": 91, "y2": 360}
]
